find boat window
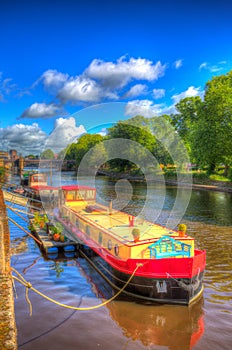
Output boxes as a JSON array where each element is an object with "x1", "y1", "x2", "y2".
[
  {"x1": 98, "y1": 232, "x2": 103, "y2": 245},
  {"x1": 66, "y1": 191, "x2": 76, "y2": 200},
  {"x1": 85, "y1": 190, "x2": 95, "y2": 199},
  {"x1": 78, "y1": 191, "x2": 86, "y2": 199},
  {"x1": 86, "y1": 226, "x2": 90, "y2": 236},
  {"x1": 108, "y1": 239, "x2": 112, "y2": 250},
  {"x1": 114, "y1": 244, "x2": 119, "y2": 256}
]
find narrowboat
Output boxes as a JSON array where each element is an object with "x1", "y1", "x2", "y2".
[
  {"x1": 54, "y1": 185, "x2": 206, "y2": 305},
  {"x1": 23, "y1": 172, "x2": 58, "y2": 204}
]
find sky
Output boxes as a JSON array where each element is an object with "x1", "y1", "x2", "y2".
[{"x1": 0, "y1": 0, "x2": 232, "y2": 155}]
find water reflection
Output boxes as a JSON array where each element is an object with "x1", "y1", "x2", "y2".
[
  {"x1": 75, "y1": 253, "x2": 204, "y2": 350},
  {"x1": 11, "y1": 236, "x2": 28, "y2": 255},
  {"x1": 108, "y1": 300, "x2": 204, "y2": 350}
]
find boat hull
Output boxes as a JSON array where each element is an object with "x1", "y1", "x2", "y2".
[
  {"x1": 58, "y1": 215, "x2": 206, "y2": 305},
  {"x1": 80, "y1": 246, "x2": 205, "y2": 305}
]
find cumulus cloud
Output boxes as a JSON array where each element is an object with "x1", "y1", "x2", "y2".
[
  {"x1": 19, "y1": 102, "x2": 64, "y2": 119},
  {"x1": 40, "y1": 69, "x2": 69, "y2": 90},
  {"x1": 35, "y1": 56, "x2": 166, "y2": 104},
  {"x1": 125, "y1": 99, "x2": 166, "y2": 118},
  {"x1": 0, "y1": 123, "x2": 47, "y2": 155},
  {"x1": 124, "y1": 84, "x2": 148, "y2": 98},
  {"x1": 125, "y1": 86, "x2": 204, "y2": 119},
  {"x1": 171, "y1": 86, "x2": 204, "y2": 105},
  {"x1": 173, "y1": 59, "x2": 183, "y2": 69},
  {"x1": 152, "y1": 88, "x2": 165, "y2": 99},
  {"x1": 0, "y1": 117, "x2": 86, "y2": 156},
  {"x1": 44, "y1": 117, "x2": 86, "y2": 153},
  {"x1": 57, "y1": 76, "x2": 115, "y2": 103},
  {"x1": 85, "y1": 56, "x2": 166, "y2": 89}
]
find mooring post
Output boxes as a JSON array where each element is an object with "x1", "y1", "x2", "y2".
[{"x1": 0, "y1": 187, "x2": 18, "y2": 349}]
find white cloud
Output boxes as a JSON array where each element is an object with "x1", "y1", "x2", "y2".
[
  {"x1": 85, "y1": 56, "x2": 166, "y2": 89},
  {"x1": 199, "y1": 61, "x2": 227, "y2": 72},
  {"x1": 41, "y1": 69, "x2": 69, "y2": 90},
  {"x1": 0, "y1": 118, "x2": 86, "y2": 156},
  {"x1": 125, "y1": 100, "x2": 165, "y2": 118},
  {"x1": 124, "y1": 84, "x2": 148, "y2": 98},
  {"x1": 174, "y1": 59, "x2": 183, "y2": 69},
  {"x1": 0, "y1": 73, "x2": 17, "y2": 101},
  {"x1": 20, "y1": 102, "x2": 63, "y2": 119},
  {"x1": 199, "y1": 62, "x2": 208, "y2": 70},
  {"x1": 45, "y1": 117, "x2": 86, "y2": 153},
  {"x1": 34, "y1": 56, "x2": 166, "y2": 104},
  {"x1": 172, "y1": 86, "x2": 203, "y2": 105},
  {"x1": 58, "y1": 76, "x2": 104, "y2": 103},
  {"x1": 0, "y1": 123, "x2": 47, "y2": 155},
  {"x1": 152, "y1": 88, "x2": 165, "y2": 99}
]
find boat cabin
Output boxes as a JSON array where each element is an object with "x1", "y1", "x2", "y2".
[
  {"x1": 59, "y1": 185, "x2": 96, "y2": 205},
  {"x1": 29, "y1": 173, "x2": 47, "y2": 187}
]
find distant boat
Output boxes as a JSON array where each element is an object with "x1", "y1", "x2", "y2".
[
  {"x1": 22, "y1": 172, "x2": 58, "y2": 203},
  {"x1": 54, "y1": 185, "x2": 206, "y2": 305},
  {"x1": 13, "y1": 185, "x2": 25, "y2": 195}
]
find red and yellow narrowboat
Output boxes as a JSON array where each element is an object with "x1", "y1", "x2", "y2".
[{"x1": 55, "y1": 185, "x2": 206, "y2": 305}]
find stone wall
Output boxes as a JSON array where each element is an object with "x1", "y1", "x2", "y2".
[{"x1": 0, "y1": 188, "x2": 17, "y2": 349}]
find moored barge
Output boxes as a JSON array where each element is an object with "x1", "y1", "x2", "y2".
[{"x1": 54, "y1": 185, "x2": 206, "y2": 305}]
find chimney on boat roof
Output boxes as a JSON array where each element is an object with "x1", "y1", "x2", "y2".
[{"x1": 109, "y1": 200, "x2": 112, "y2": 215}]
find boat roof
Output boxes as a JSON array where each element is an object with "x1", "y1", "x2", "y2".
[
  {"x1": 30, "y1": 185, "x2": 58, "y2": 190},
  {"x1": 67, "y1": 203, "x2": 185, "y2": 245}
]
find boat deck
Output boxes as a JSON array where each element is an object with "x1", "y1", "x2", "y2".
[{"x1": 67, "y1": 203, "x2": 184, "y2": 245}]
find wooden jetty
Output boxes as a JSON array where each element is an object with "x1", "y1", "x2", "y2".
[{"x1": 31, "y1": 224, "x2": 79, "y2": 256}]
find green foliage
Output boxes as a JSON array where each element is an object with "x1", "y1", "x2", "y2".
[
  {"x1": 106, "y1": 122, "x2": 156, "y2": 171},
  {"x1": 51, "y1": 222, "x2": 64, "y2": 234},
  {"x1": 65, "y1": 133, "x2": 104, "y2": 167},
  {"x1": 40, "y1": 149, "x2": 54, "y2": 159},
  {"x1": 178, "y1": 224, "x2": 187, "y2": 232},
  {"x1": 0, "y1": 167, "x2": 5, "y2": 176},
  {"x1": 192, "y1": 70, "x2": 232, "y2": 172}
]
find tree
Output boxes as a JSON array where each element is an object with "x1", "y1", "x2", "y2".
[
  {"x1": 192, "y1": 70, "x2": 232, "y2": 173},
  {"x1": 40, "y1": 149, "x2": 54, "y2": 159},
  {"x1": 65, "y1": 133, "x2": 104, "y2": 168},
  {"x1": 106, "y1": 121, "x2": 156, "y2": 172},
  {"x1": 171, "y1": 96, "x2": 203, "y2": 160}
]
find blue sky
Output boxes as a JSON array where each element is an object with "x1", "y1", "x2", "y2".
[{"x1": 0, "y1": 0, "x2": 232, "y2": 155}]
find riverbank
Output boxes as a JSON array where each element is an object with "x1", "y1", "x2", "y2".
[
  {"x1": 0, "y1": 188, "x2": 17, "y2": 350},
  {"x1": 97, "y1": 170, "x2": 232, "y2": 193},
  {"x1": 0, "y1": 275, "x2": 17, "y2": 350}
]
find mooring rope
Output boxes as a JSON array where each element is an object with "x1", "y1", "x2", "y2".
[
  {"x1": 6, "y1": 204, "x2": 30, "y2": 222},
  {"x1": 7, "y1": 205, "x2": 35, "y2": 217},
  {"x1": 11, "y1": 263, "x2": 143, "y2": 315},
  {"x1": 8, "y1": 217, "x2": 42, "y2": 245}
]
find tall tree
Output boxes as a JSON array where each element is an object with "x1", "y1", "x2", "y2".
[
  {"x1": 65, "y1": 133, "x2": 104, "y2": 167},
  {"x1": 106, "y1": 122, "x2": 156, "y2": 172},
  {"x1": 192, "y1": 70, "x2": 232, "y2": 173},
  {"x1": 171, "y1": 96, "x2": 203, "y2": 158}
]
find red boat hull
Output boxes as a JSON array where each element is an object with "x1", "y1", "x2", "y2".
[{"x1": 58, "y1": 215, "x2": 206, "y2": 305}]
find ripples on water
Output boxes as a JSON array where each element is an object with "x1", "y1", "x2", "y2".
[{"x1": 7, "y1": 174, "x2": 232, "y2": 349}]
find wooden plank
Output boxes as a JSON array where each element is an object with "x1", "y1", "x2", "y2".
[{"x1": 33, "y1": 227, "x2": 78, "y2": 253}]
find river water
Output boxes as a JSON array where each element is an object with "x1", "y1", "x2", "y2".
[{"x1": 8, "y1": 173, "x2": 232, "y2": 350}]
